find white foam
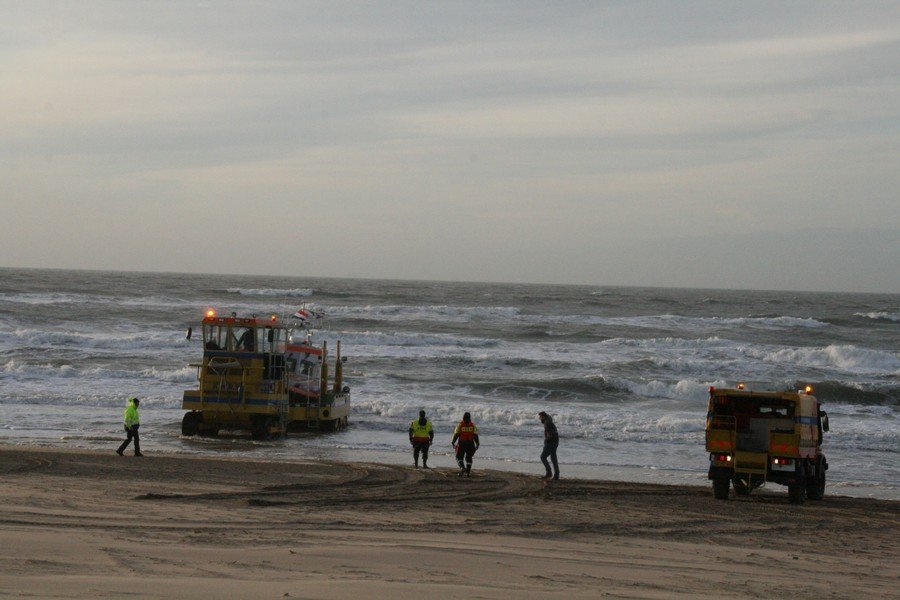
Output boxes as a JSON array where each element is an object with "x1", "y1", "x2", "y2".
[
  {"x1": 2, "y1": 359, "x2": 76, "y2": 377},
  {"x1": 0, "y1": 292, "x2": 98, "y2": 305},
  {"x1": 0, "y1": 292, "x2": 194, "y2": 309},
  {"x1": 321, "y1": 305, "x2": 830, "y2": 331},
  {"x1": 329, "y1": 304, "x2": 521, "y2": 323},
  {"x1": 338, "y1": 330, "x2": 496, "y2": 349},
  {"x1": 855, "y1": 311, "x2": 900, "y2": 322},
  {"x1": 227, "y1": 288, "x2": 314, "y2": 297},
  {"x1": 561, "y1": 314, "x2": 830, "y2": 330},
  {"x1": 7, "y1": 328, "x2": 193, "y2": 351},
  {"x1": 1, "y1": 359, "x2": 195, "y2": 385},
  {"x1": 743, "y1": 344, "x2": 900, "y2": 375},
  {"x1": 607, "y1": 377, "x2": 729, "y2": 401}
]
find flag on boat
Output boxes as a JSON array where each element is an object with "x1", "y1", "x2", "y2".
[{"x1": 291, "y1": 308, "x2": 311, "y2": 322}]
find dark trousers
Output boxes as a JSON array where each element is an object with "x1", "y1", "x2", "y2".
[
  {"x1": 412, "y1": 441, "x2": 430, "y2": 465},
  {"x1": 118, "y1": 424, "x2": 140, "y2": 455},
  {"x1": 456, "y1": 441, "x2": 476, "y2": 470},
  {"x1": 541, "y1": 442, "x2": 559, "y2": 477}
]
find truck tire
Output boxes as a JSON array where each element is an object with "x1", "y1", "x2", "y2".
[
  {"x1": 181, "y1": 411, "x2": 202, "y2": 436},
  {"x1": 713, "y1": 478, "x2": 730, "y2": 500},
  {"x1": 788, "y1": 467, "x2": 806, "y2": 504},
  {"x1": 807, "y1": 457, "x2": 826, "y2": 500},
  {"x1": 788, "y1": 483, "x2": 806, "y2": 504}
]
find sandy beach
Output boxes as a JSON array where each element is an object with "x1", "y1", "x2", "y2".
[{"x1": 0, "y1": 445, "x2": 897, "y2": 599}]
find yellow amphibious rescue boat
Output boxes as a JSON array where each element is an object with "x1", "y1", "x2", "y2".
[{"x1": 181, "y1": 309, "x2": 350, "y2": 439}]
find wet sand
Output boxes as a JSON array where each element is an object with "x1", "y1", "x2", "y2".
[{"x1": 0, "y1": 445, "x2": 897, "y2": 599}]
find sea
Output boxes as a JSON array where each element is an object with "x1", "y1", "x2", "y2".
[{"x1": 1, "y1": 268, "x2": 897, "y2": 499}]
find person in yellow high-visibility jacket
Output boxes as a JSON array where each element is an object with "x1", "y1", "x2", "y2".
[
  {"x1": 116, "y1": 397, "x2": 143, "y2": 457},
  {"x1": 408, "y1": 410, "x2": 434, "y2": 468}
]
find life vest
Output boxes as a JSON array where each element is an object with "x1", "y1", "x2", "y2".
[
  {"x1": 124, "y1": 398, "x2": 140, "y2": 427},
  {"x1": 455, "y1": 420, "x2": 477, "y2": 441},
  {"x1": 409, "y1": 419, "x2": 433, "y2": 442}
]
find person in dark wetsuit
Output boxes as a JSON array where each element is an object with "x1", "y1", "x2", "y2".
[
  {"x1": 539, "y1": 411, "x2": 559, "y2": 480},
  {"x1": 451, "y1": 411, "x2": 480, "y2": 477}
]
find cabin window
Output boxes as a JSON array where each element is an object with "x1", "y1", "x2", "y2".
[
  {"x1": 233, "y1": 327, "x2": 256, "y2": 352},
  {"x1": 259, "y1": 327, "x2": 286, "y2": 353},
  {"x1": 300, "y1": 359, "x2": 315, "y2": 376},
  {"x1": 203, "y1": 324, "x2": 224, "y2": 350}
]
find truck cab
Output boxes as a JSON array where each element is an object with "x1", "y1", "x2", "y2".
[{"x1": 705, "y1": 385, "x2": 828, "y2": 504}]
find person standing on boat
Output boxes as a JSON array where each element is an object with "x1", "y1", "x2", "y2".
[
  {"x1": 451, "y1": 412, "x2": 479, "y2": 477},
  {"x1": 408, "y1": 410, "x2": 434, "y2": 468},
  {"x1": 538, "y1": 411, "x2": 559, "y2": 480},
  {"x1": 116, "y1": 397, "x2": 143, "y2": 457}
]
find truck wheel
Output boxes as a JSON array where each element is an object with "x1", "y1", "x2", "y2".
[
  {"x1": 788, "y1": 483, "x2": 806, "y2": 504},
  {"x1": 713, "y1": 478, "x2": 730, "y2": 500},
  {"x1": 807, "y1": 457, "x2": 826, "y2": 500},
  {"x1": 787, "y1": 460, "x2": 808, "y2": 504},
  {"x1": 181, "y1": 411, "x2": 202, "y2": 436}
]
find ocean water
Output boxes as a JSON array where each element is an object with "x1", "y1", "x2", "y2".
[{"x1": 0, "y1": 268, "x2": 897, "y2": 498}]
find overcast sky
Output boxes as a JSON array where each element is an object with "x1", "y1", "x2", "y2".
[{"x1": 2, "y1": 1, "x2": 898, "y2": 292}]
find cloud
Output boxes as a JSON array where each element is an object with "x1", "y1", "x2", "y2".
[{"x1": 1, "y1": 2, "x2": 899, "y2": 292}]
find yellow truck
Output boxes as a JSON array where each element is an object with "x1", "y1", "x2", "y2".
[{"x1": 705, "y1": 385, "x2": 829, "y2": 504}]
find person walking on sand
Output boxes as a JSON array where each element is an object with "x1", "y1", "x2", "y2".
[
  {"x1": 116, "y1": 397, "x2": 143, "y2": 457},
  {"x1": 538, "y1": 411, "x2": 559, "y2": 480},
  {"x1": 409, "y1": 410, "x2": 434, "y2": 468},
  {"x1": 451, "y1": 412, "x2": 479, "y2": 477}
]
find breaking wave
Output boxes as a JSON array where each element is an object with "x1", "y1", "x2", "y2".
[
  {"x1": 567, "y1": 314, "x2": 830, "y2": 330},
  {"x1": 7, "y1": 328, "x2": 192, "y2": 351},
  {"x1": 426, "y1": 372, "x2": 900, "y2": 406},
  {"x1": 743, "y1": 344, "x2": 899, "y2": 375},
  {"x1": 227, "y1": 288, "x2": 314, "y2": 297},
  {"x1": 855, "y1": 311, "x2": 900, "y2": 323},
  {"x1": 334, "y1": 304, "x2": 521, "y2": 323},
  {"x1": 1, "y1": 360, "x2": 196, "y2": 384}
]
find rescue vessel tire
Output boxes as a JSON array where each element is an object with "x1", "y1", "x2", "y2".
[
  {"x1": 181, "y1": 411, "x2": 202, "y2": 437},
  {"x1": 250, "y1": 416, "x2": 272, "y2": 440},
  {"x1": 712, "y1": 478, "x2": 730, "y2": 500},
  {"x1": 198, "y1": 425, "x2": 220, "y2": 438}
]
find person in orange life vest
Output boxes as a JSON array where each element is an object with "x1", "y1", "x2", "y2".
[
  {"x1": 451, "y1": 411, "x2": 480, "y2": 477},
  {"x1": 408, "y1": 410, "x2": 434, "y2": 468}
]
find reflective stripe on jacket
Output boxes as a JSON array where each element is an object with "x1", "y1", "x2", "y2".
[{"x1": 454, "y1": 421, "x2": 478, "y2": 441}]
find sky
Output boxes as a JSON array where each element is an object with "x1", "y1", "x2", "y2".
[{"x1": 2, "y1": 1, "x2": 899, "y2": 293}]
